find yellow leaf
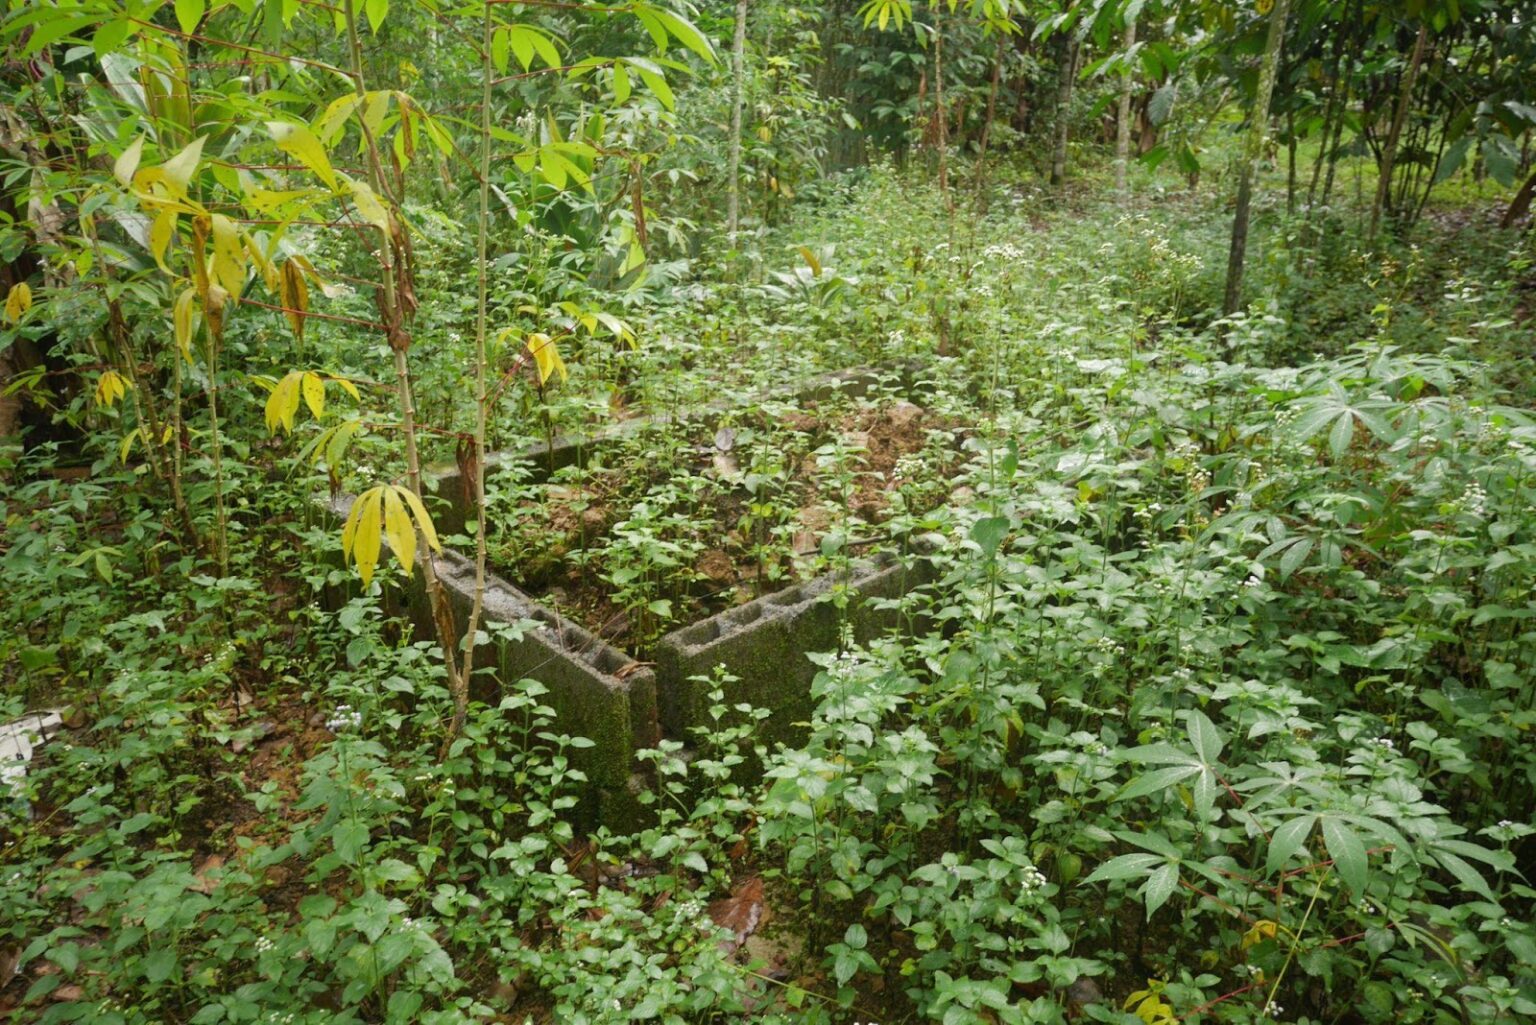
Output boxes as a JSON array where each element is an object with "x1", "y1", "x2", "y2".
[
  {"x1": 119, "y1": 427, "x2": 140, "y2": 464},
  {"x1": 279, "y1": 260, "x2": 309, "y2": 343},
  {"x1": 382, "y1": 485, "x2": 416, "y2": 579},
  {"x1": 4, "y1": 282, "x2": 31, "y2": 323},
  {"x1": 209, "y1": 214, "x2": 246, "y2": 301},
  {"x1": 94, "y1": 369, "x2": 130, "y2": 408},
  {"x1": 246, "y1": 235, "x2": 277, "y2": 292},
  {"x1": 265, "y1": 370, "x2": 302, "y2": 434},
  {"x1": 361, "y1": 91, "x2": 390, "y2": 142},
  {"x1": 343, "y1": 487, "x2": 385, "y2": 586},
  {"x1": 526, "y1": 332, "x2": 567, "y2": 386},
  {"x1": 267, "y1": 121, "x2": 338, "y2": 192},
  {"x1": 797, "y1": 246, "x2": 823, "y2": 276},
  {"x1": 301, "y1": 371, "x2": 325, "y2": 420},
  {"x1": 395, "y1": 485, "x2": 441, "y2": 552},
  {"x1": 1242, "y1": 920, "x2": 1279, "y2": 950},
  {"x1": 158, "y1": 136, "x2": 206, "y2": 197},
  {"x1": 148, "y1": 209, "x2": 177, "y2": 271},
  {"x1": 346, "y1": 177, "x2": 391, "y2": 232},
  {"x1": 332, "y1": 376, "x2": 361, "y2": 402},
  {"x1": 113, "y1": 135, "x2": 145, "y2": 187},
  {"x1": 173, "y1": 287, "x2": 198, "y2": 361},
  {"x1": 313, "y1": 93, "x2": 363, "y2": 146}
]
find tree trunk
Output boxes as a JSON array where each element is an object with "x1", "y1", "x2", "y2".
[
  {"x1": 1115, "y1": 18, "x2": 1137, "y2": 196},
  {"x1": 1051, "y1": 35, "x2": 1077, "y2": 187},
  {"x1": 973, "y1": 32, "x2": 1006, "y2": 212},
  {"x1": 1222, "y1": 0, "x2": 1291, "y2": 316},
  {"x1": 1502, "y1": 168, "x2": 1536, "y2": 228},
  {"x1": 1369, "y1": 23, "x2": 1428, "y2": 239},
  {"x1": 933, "y1": 2, "x2": 950, "y2": 197},
  {"x1": 726, "y1": 0, "x2": 748, "y2": 240}
]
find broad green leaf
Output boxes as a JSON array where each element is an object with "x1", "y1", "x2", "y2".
[
  {"x1": 1117, "y1": 764, "x2": 1201, "y2": 803},
  {"x1": 970, "y1": 515, "x2": 1009, "y2": 558},
  {"x1": 1141, "y1": 862, "x2": 1179, "y2": 919},
  {"x1": 1186, "y1": 710, "x2": 1223, "y2": 764},
  {"x1": 175, "y1": 0, "x2": 205, "y2": 33},
  {"x1": 1082, "y1": 852, "x2": 1162, "y2": 884},
  {"x1": 651, "y1": 8, "x2": 717, "y2": 63},
  {"x1": 1321, "y1": 817, "x2": 1367, "y2": 895},
  {"x1": 364, "y1": 0, "x2": 387, "y2": 33},
  {"x1": 1328, "y1": 413, "x2": 1354, "y2": 460},
  {"x1": 1265, "y1": 814, "x2": 1317, "y2": 875},
  {"x1": 1427, "y1": 844, "x2": 1496, "y2": 902}
]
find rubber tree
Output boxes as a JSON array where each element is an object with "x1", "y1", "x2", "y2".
[{"x1": 1222, "y1": 0, "x2": 1292, "y2": 316}]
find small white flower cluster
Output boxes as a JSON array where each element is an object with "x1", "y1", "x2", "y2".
[
  {"x1": 1093, "y1": 636, "x2": 1125, "y2": 656},
  {"x1": 1371, "y1": 737, "x2": 1395, "y2": 751},
  {"x1": 254, "y1": 935, "x2": 275, "y2": 954},
  {"x1": 830, "y1": 651, "x2": 861, "y2": 679},
  {"x1": 1237, "y1": 962, "x2": 1262, "y2": 979},
  {"x1": 1459, "y1": 480, "x2": 1488, "y2": 518},
  {"x1": 1243, "y1": 574, "x2": 1263, "y2": 589},
  {"x1": 326, "y1": 704, "x2": 363, "y2": 732},
  {"x1": 1264, "y1": 1000, "x2": 1283, "y2": 1016},
  {"x1": 1356, "y1": 898, "x2": 1379, "y2": 914},
  {"x1": 1499, "y1": 819, "x2": 1515, "y2": 829},
  {"x1": 1020, "y1": 865, "x2": 1048, "y2": 892},
  {"x1": 983, "y1": 242, "x2": 1025, "y2": 261}
]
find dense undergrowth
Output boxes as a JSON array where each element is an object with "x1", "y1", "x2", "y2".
[{"x1": 4, "y1": 158, "x2": 1536, "y2": 1025}]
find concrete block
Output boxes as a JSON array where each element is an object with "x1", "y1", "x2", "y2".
[{"x1": 653, "y1": 551, "x2": 935, "y2": 748}]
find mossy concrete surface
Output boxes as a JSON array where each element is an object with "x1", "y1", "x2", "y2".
[{"x1": 653, "y1": 552, "x2": 935, "y2": 747}]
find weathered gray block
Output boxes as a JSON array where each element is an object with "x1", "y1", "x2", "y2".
[{"x1": 653, "y1": 551, "x2": 934, "y2": 747}]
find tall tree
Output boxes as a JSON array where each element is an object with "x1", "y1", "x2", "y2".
[
  {"x1": 1115, "y1": 14, "x2": 1137, "y2": 195},
  {"x1": 727, "y1": 0, "x2": 750, "y2": 240},
  {"x1": 1050, "y1": 32, "x2": 1078, "y2": 186},
  {"x1": 1222, "y1": 0, "x2": 1292, "y2": 316}
]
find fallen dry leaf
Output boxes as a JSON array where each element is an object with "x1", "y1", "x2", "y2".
[{"x1": 708, "y1": 876, "x2": 765, "y2": 955}]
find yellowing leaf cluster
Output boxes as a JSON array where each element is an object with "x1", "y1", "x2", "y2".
[
  {"x1": 263, "y1": 370, "x2": 362, "y2": 434},
  {"x1": 94, "y1": 369, "x2": 131, "y2": 409},
  {"x1": 342, "y1": 484, "x2": 441, "y2": 587},
  {"x1": 4, "y1": 282, "x2": 31, "y2": 323}
]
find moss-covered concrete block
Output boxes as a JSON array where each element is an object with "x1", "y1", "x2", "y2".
[{"x1": 653, "y1": 552, "x2": 934, "y2": 747}]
